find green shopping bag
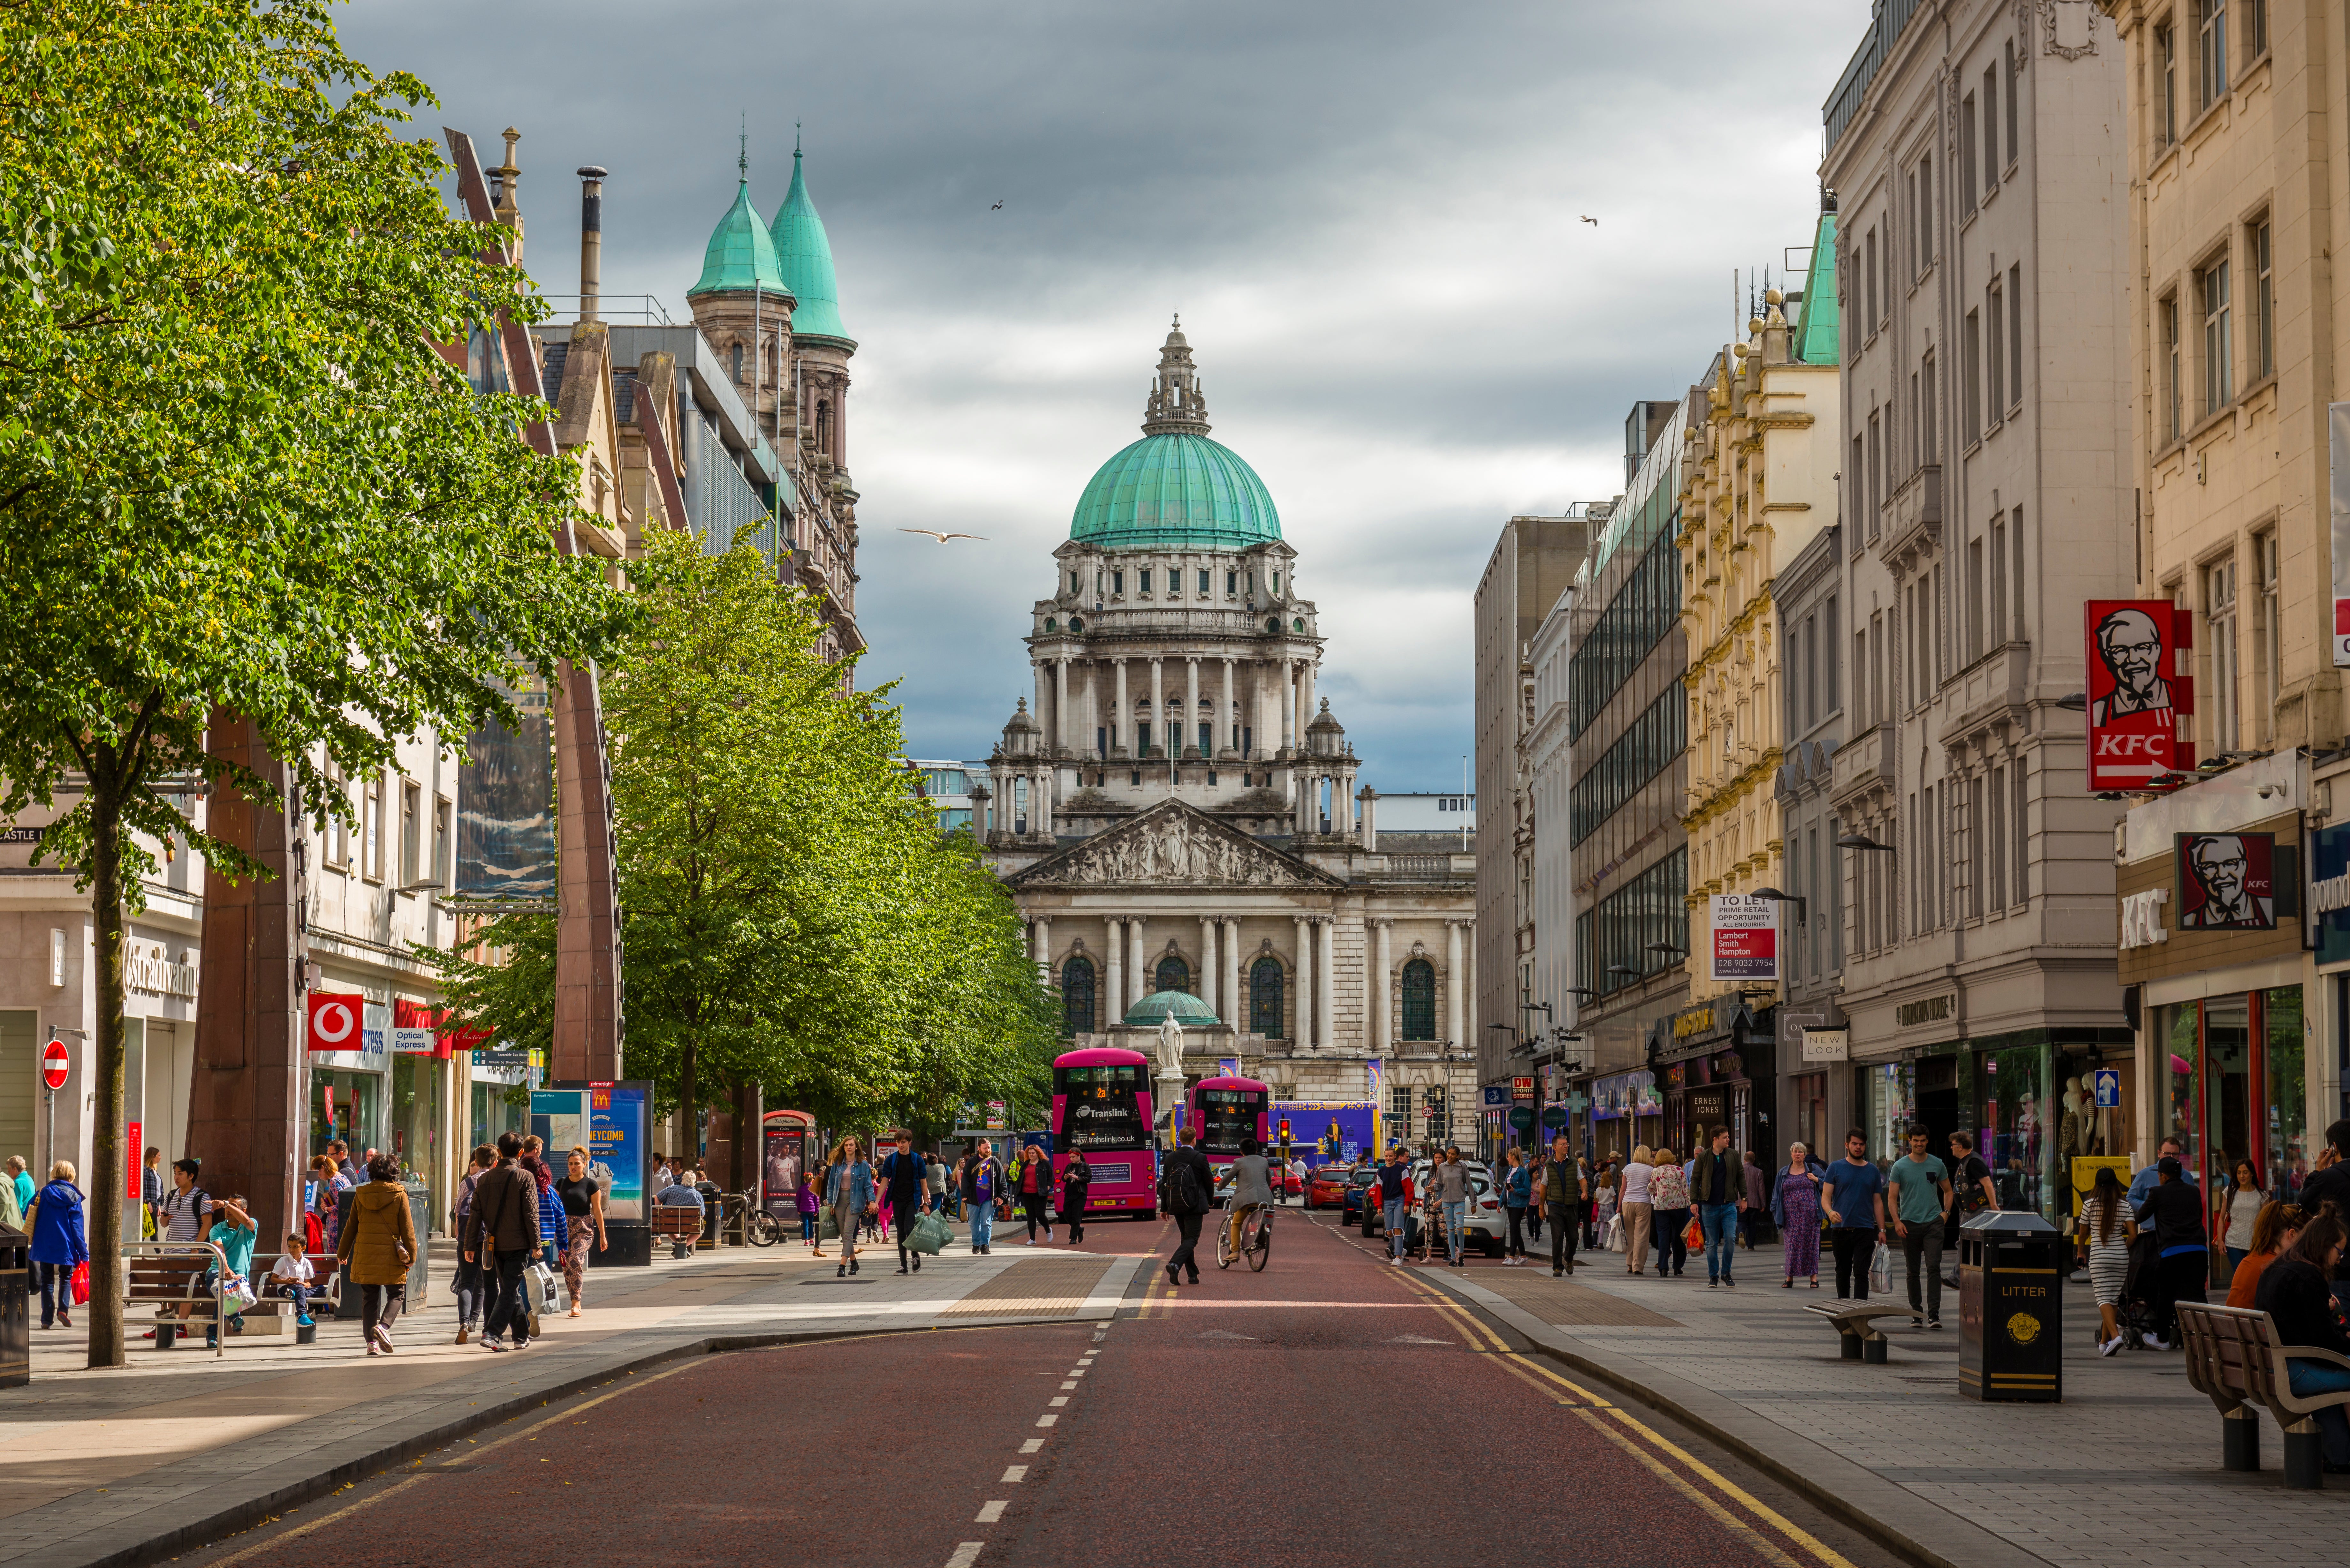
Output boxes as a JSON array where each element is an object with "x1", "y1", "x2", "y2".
[
  {"x1": 818, "y1": 1207, "x2": 840, "y2": 1242},
  {"x1": 908, "y1": 1209, "x2": 951, "y2": 1255}
]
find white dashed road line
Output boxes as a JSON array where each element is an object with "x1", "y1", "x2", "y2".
[
  {"x1": 1035, "y1": 1413, "x2": 1058, "y2": 1427},
  {"x1": 976, "y1": 1501, "x2": 1007, "y2": 1523},
  {"x1": 1048, "y1": 1396, "x2": 1068, "y2": 1406},
  {"x1": 944, "y1": 1545, "x2": 983, "y2": 1568},
  {"x1": 1002, "y1": 1465, "x2": 1028, "y2": 1482},
  {"x1": 1020, "y1": 1438, "x2": 1044, "y2": 1453}
]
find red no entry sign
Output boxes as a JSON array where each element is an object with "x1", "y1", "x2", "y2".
[{"x1": 41, "y1": 1037, "x2": 68, "y2": 1090}]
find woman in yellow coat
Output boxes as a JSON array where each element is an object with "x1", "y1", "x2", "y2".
[{"x1": 336, "y1": 1151, "x2": 418, "y2": 1356}]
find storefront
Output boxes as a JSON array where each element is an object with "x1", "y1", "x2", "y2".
[
  {"x1": 1774, "y1": 1003, "x2": 1848, "y2": 1167},
  {"x1": 2120, "y1": 768, "x2": 2312, "y2": 1238},
  {"x1": 1584, "y1": 1067, "x2": 1661, "y2": 1164},
  {"x1": 1651, "y1": 997, "x2": 1776, "y2": 1163}
]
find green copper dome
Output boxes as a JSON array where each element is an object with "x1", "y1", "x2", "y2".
[
  {"x1": 687, "y1": 179, "x2": 792, "y2": 299},
  {"x1": 1071, "y1": 434, "x2": 1281, "y2": 551},
  {"x1": 1123, "y1": 990, "x2": 1220, "y2": 1027},
  {"x1": 769, "y1": 147, "x2": 851, "y2": 345}
]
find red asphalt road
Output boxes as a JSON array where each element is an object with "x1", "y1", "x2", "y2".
[{"x1": 183, "y1": 1210, "x2": 1887, "y2": 1568}]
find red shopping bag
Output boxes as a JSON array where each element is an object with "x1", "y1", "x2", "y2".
[
  {"x1": 1682, "y1": 1216, "x2": 1703, "y2": 1251},
  {"x1": 70, "y1": 1261, "x2": 89, "y2": 1305}
]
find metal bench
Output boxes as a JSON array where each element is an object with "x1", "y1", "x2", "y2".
[
  {"x1": 1802, "y1": 1300, "x2": 1910, "y2": 1364},
  {"x1": 2177, "y1": 1301, "x2": 2350, "y2": 1488},
  {"x1": 651, "y1": 1205, "x2": 703, "y2": 1260}
]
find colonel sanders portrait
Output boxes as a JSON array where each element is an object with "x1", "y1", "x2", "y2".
[
  {"x1": 2090, "y1": 608, "x2": 2173, "y2": 726},
  {"x1": 2179, "y1": 834, "x2": 2273, "y2": 929}
]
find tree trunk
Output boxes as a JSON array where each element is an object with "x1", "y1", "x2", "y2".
[
  {"x1": 677, "y1": 1041, "x2": 697, "y2": 1172},
  {"x1": 86, "y1": 776, "x2": 126, "y2": 1369}
]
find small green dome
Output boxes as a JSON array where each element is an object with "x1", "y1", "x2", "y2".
[
  {"x1": 1123, "y1": 990, "x2": 1219, "y2": 1027},
  {"x1": 770, "y1": 147, "x2": 851, "y2": 345},
  {"x1": 1072, "y1": 433, "x2": 1281, "y2": 552},
  {"x1": 687, "y1": 179, "x2": 792, "y2": 299}
]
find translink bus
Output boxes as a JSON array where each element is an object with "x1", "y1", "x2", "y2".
[
  {"x1": 1187, "y1": 1074, "x2": 1270, "y2": 1168},
  {"x1": 1050, "y1": 1047, "x2": 1156, "y2": 1221}
]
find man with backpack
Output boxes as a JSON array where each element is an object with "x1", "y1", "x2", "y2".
[
  {"x1": 1378, "y1": 1146, "x2": 1410, "y2": 1264},
  {"x1": 960, "y1": 1143, "x2": 1002, "y2": 1255},
  {"x1": 1162, "y1": 1127, "x2": 1213, "y2": 1286}
]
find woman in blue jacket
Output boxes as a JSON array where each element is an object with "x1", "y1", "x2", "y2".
[
  {"x1": 1501, "y1": 1148, "x2": 1534, "y2": 1265},
  {"x1": 824, "y1": 1138, "x2": 875, "y2": 1278},
  {"x1": 25, "y1": 1160, "x2": 88, "y2": 1330}
]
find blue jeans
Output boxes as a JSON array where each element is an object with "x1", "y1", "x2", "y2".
[
  {"x1": 1442, "y1": 1200, "x2": 1467, "y2": 1261},
  {"x1": 970, "y1": 1200, "x2": 994, "y2": 1251},
  {"x1": 1384, "y1": 1197, "x2": 1408, "y2": 1258},
  {"x1": 2287, "y1": 1360, "x2": 2350, "y2": 1465},
  {"x1": 1700, "y1": 1203, "x2": 1740, "y2": 1281},
  {"x1": 34, "y1": 1262, "x2": 70, "y2": 1327}
]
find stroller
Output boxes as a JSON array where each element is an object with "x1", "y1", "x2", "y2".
[{"x1": 2110, "y1": 1230, "x2": 2165, "y2": 1350}]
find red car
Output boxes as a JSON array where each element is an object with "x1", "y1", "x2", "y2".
[{"x1": 1306, "y1": 1166, "x2": 1354, "y2": 1209}]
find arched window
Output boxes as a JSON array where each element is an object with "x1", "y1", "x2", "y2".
[
  {"x1": 731, "y1": 342, "x2": 743, "y2": 385},
  {"x1": 1155, "y1": 954, "x2": 1191, "y2": 995},
  {"x1": 1061, "y1": 956, "x2": 1095, "y2": 1037},
  {"x1": 816, "y1": 400, "x2": 832, "y2": 455},
  {"x1": 1401, "y1": 959, "x2": 1437, "y2": 1041},
  {"x1": 1250, "y1": 956, "x2": 1285, "y2": 1039}
]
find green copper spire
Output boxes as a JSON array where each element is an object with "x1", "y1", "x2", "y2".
[
  {"x1": 687, "y1": 146, "x2": 792, "y2": 299},
  {"x1": 769, "y1": 139, "x2": 851, "y2": 344},
  {"x1": 1792, "y1": 209, "x2": 1839, "y2": 367}
]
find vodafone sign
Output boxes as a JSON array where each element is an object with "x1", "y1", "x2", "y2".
[{"x1": 307, "y1": 992, "x2": 366, "y2": 1052}]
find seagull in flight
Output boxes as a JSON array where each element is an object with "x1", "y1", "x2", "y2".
[
  {"x1": 991, "y1": 200, "x2": 1004, "y2": 210},
  {"x1": 899, "y1": 528, "x2": 989, "y2": 543},
  {"x1": 1579, "y1": 214, "x2": 1600, "y2": 226}
]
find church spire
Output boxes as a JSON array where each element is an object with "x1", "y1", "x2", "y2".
[{"x1": 1140, "y1": 315, "x2": 1211, "y2": 437}]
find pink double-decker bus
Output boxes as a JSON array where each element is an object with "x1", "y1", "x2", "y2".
[
  {"x1": 1188, "y1": 1074, "x2": 1270, "y2": 1168},
  {"x1": 1051, "y1": 1047, "x2": 1157, "y2": 1221}
]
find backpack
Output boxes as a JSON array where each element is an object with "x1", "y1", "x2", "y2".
[
  {"x1": 1167, "y1": 1157, "x2": 1206, "y2": 1215},
  {"x1": 1954, "y1": 1155, "x2": 1990, "y2": 1216}
]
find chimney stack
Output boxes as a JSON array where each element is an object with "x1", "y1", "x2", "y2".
[{"x1": 576, "y1": 166, "x2": 607, "y2": 324}]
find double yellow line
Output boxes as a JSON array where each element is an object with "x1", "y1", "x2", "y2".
[{"x1": 1398, "y1": 1277, "x2": 1855, "y2": 1568}]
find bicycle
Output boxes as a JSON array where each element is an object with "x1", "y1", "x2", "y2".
[{"x1": 1214, "y1": 1198, "x2": 1272, "y2": 1272}]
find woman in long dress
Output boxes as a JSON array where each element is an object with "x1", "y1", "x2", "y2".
[{"x1": 1774, "y1": 1143, "x2": 1824, "y2": 1287}]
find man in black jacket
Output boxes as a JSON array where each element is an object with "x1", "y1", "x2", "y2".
[
  {"x1": 1162, "y1": 1129, "x2": 1213, "y2": 1287},
  {"x1": 462, "y1": 1133, "x2": 540, "y2": 1352},
  {"x1": 2297, "y1": 1120, "x2": 2350, "y2": 1306},
  {"x1": 2133, "y1": 1156, "x2": 2209, "y2": 1350},
  {"x1": 880, "y1": 1134, "x2": 930, "y2": 1276}
]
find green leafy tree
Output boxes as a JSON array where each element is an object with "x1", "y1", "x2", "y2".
[
  {"x1": 0, "y1": 0, "x2": 628, "y2": 1366},
  {"x1": 433, "y1": 535, "x2": 1056, "y2": 1157}
]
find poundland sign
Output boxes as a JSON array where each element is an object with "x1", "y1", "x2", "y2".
[{"x1": 2315, "y1": 824, "x2": 2350, "y2": 965}]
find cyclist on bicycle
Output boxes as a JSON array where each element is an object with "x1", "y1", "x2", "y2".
[{"x1": 1227, "y1": 1136, "x2": 1276, "y2": 1259}]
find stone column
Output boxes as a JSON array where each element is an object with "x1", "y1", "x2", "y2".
[
  {"x1": 1283, "y1": 660, "x2": 1298, "y2": 752},
  {"x1": 1318, "y1": 917, "x2": 1336, "y2": 1052},
  {"x1": 1130, "y1": 917, "x2": 1147, "y2": 1004},
  {"x1": 1374, "y1": 919, "x2": 1393, "y2": 1052},
  {"x1": 1113, "y1": 660, "x2": 1129, "y2": 758},
  {"x1": 1225, "y1": 918, "x2": 1244, "y2": 1028},
  {"x1": 1293, "y1": 915, "x2": 1313, "y2": 1049},
  {"x1": 1301, "y1": 658, "x2": 1317, "y2": 741},
  {"x1": 1084, "y1": 661, "x2": 1099, "y2": 758},
  {"x1": 1035, "y1": 661, "x2": 1051, "y2": 742},
  {"x1": 1105, "y1": 916, "x2": 1124, "y2": 1018},
  {"x1": 1220, "y1": 658, "x2": 1237, "y2": 758},
  {"x1": 1149, "y1": 658, "x2": 1164, "y2": 760},
  {"x1": 1033, "y1": 914, "x2": 1052, "y2": 967},
  {"x1": 1053, "y1": 658, "x2": 1070, "y2": 755},
  {"x1": 1446, "y1": 920, "x2": 1465, "y2": 1046},
  {"x1": 1185, "y1": 656, "x2": 1202, "y2": 758},
  {"x1": 1199, "y1": 915, "x2": 1219, "y2": 1016}
]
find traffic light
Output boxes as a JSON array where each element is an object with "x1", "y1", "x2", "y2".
[{"x1": 1278, "y1": 1118, "x2": 1291, "y2": 1142}]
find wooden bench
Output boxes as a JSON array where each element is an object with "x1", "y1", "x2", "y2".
[
  {"x1": 1802, "y1": 1301, "x2": 1910, "y2": 1364},
  {"x1": 2177, "y1": 1301, "x2": 2350, "y2": 1488},
  {"x1": 651, "y1": 1205, "x2": 704, "y2": 1260}
]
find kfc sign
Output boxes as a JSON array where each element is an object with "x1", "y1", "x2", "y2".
[
  {"x1": 2175, "y1": 833, "x2": 2278, "y2": 931},
  {"x1": 2085, "y1": 600, "x2": 2195, "y2": 791}
]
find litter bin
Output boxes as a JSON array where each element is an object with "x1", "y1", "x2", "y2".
[
  {"x1": 0, "y1": 1223, "x2": 27, "y2": 1388},
  {"x1": 1958, "y1": 1210, "x2": 2064, "y2": 1402}
]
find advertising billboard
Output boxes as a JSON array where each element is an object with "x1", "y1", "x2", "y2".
[
  {"x1": 2174, "y1": 832, "x2": 2278, "y2": 931},
  {"x1": 456, "y1": 668, "x2": 557, "y2": 900},
  {"x1": 1272, "y1": 1101, "x2": 1377, "y2": 1164},
  {"x1": 1709, "y1": 894, "x2": 1778, "y2": 982},
  {"x1": 2085, "y1": 600, "x2": 2195, "y2": 789}
]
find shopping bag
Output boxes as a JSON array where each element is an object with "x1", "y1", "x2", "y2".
[
  {"x1": 1603, "y1": 1214, "x2": 1624, "y2": 1252},
  {"x1": 908, "y1": 1210, "x2": 951, "y2": 1256},
  {"x1": 818, "y1": 1208, "x2": 839, "y2": 1241},
  {"x1": 228, "y1": 1276, "x2": 257, "y2": 1310},
  {"x1": 525, "y1": 1259, "x2": 557, "y2": 1313},
  {"x1": 70, "y1": 1262, "x2": 89, "y2": 1305},
  {"x1": 1869, "y1": 1241, "x2": 1893, "y2": 1295},
  {"x1": 1683, "y1": 1216, "x2": 1703, "y2": 1250}
]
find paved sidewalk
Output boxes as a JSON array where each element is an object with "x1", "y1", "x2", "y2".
[
  {"x1": 1420, "y1": 1238, "x2": 2338, "y2": 1568},
  {"x1": 1, "y1": 1240, "x2": 1147, "y2": 1568}
]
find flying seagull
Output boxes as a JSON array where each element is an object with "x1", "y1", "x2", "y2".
[
  {"x1": 991, "y1": 200, "x2": 1004, "y2": 210},
  {"x1": 899, "y1": 528, "x2": 989, "y2": 543},
  {"x1": 1579, "y1": 215, "x2": 1599, "y2": 226}
]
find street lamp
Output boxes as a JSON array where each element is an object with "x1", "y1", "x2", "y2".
[
  {"x1": 2053, "y1": 692, "x2": 2088, "y2": 712},
  {"x1": 1646, "y1": 943, "x2": 1687, "y2": 960},
  {"x1": 1837, "y1": 833, "x2": 1895, "y2": 853},
  {"x1": 1750, "y1": 885, "x2": 1809, "y2": 922}
]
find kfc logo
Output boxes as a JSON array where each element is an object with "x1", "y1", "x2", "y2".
[
  {"x1": 2175, "y1": 833, "x2": 2277, "y2": 931},
  {"x1": 2084, "y1": 600, "x2": 2194, "y2": 790}
]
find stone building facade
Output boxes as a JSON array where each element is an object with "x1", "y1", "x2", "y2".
[{"x1": 982, "y1": 327, "x2": 1478, "y2": 1143}]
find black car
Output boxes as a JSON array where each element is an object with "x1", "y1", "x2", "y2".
[{"x1": 1338, "y1": 1166, "x2": 1377, "y2": 1225}]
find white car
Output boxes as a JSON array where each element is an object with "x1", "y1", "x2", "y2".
[{"x1": 1392, "y1": 1160, "x2": 1506, "y2": 1258}]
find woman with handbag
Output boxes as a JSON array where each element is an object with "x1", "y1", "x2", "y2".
[
  {"x1": 824, "y1": 1138, "x2": 874, "y2": 1278},
  {"x1": 25, "y1": 1160, "x2": 87, "y2": 1331},
  {"x1": 336, "y1": 1151, "x2": 418, "y2": 1355},
  {"x1": 1774, "y1": 1143, "x2": 1825, "y2": 1288},
  {"x1": 1061, "y1": 1152, "x2": 1092, "y2": 1244},
  {"x1": 1648, "y1": 1146, "x2": 1690, "y2": 1279},
  {"x1": 1618, "y1": 1147, "x2": 1654, "y2": 1274},
  {"x1": 556, "y1": 1147, "x2": 607, "y2": 1319}
]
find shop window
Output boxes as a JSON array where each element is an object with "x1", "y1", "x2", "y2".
[
  {"x1": 1869, "y1": 1061, "x2": 1916, "y2": 1166},
  {"x1": 390, "y1": 1053, "x2": 440, "y2": 1191},
  {"x1": 1061, "y1": 956, "x2": 1096, "y2": 1037},
  {"x1": 2265, "y1": 985, "x2": 2307, "y2": 1202},
  {"x1": 2165, "y1": 1002, "x2": 2202, "y2": 1177},
  {"x1": 2205, "y1": 995, "x2": 2254, "y2": 1197},
  {"x1": 1978, "y1": 1046, "x2": 2045, "y2": 1214}
]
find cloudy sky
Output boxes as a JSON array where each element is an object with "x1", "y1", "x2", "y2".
[{"x1": 344, "y1": 0, "x2": 1870, "y2": 789}]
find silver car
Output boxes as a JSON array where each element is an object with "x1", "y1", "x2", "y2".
[{"x1": 1386, "y1": 1160, "x2": 1506, "y2": 1258}]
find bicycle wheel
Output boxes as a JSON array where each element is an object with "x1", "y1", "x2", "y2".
[
  {"x1": 1247, "y1": 1216, "x2": 1270, "y2": 1272},
  {"x1": 747, "y1": 1210, "x2": 778, "y2": 1248},
  {"x1": 1215, "y1": 1212, "x2": 1234, "y2": 1270}
]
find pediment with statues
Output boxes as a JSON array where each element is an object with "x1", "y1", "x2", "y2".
[{"x1": 1008, "y1": 800, "x2": 1343, "y2": 891}]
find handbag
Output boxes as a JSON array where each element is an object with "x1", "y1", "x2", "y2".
[
  {"x1": 1869, "y1": 1241, "x2": 1894, "y2": 1295},
  {"x1": 1603, "y1": 1214, "x2": 1623, "y2": 1252},
  {"x1": 70, "y1": 1261, "x2": 90, "y2": 1305},
  {"x1": 908, "y1": 1210, "x2": 951, "y2": 1255},
  {"x1": 1683, "y1": 1215, "x2": 1703, "y2": 1249}
]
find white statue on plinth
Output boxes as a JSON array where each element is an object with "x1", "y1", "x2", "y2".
[{"x1": 1156, "y1": 1012, "x2": 1185, "y2": 1077}]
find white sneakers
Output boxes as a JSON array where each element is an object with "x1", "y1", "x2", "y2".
[
  {"x1": 2142, "y1": 1332, "x2": 2170, "y2": 1350},
  {"x1": 2099, "y1": 1334, "x2": 2125, "y2": 1357},
  {"x1": 1390, "y1": 1255, "x2": 1403, "y2": 1266}
]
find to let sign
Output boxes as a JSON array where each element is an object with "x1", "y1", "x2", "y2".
[{"x1": 1709, "y1": 895, "x2": 1778, "y2": 982}]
